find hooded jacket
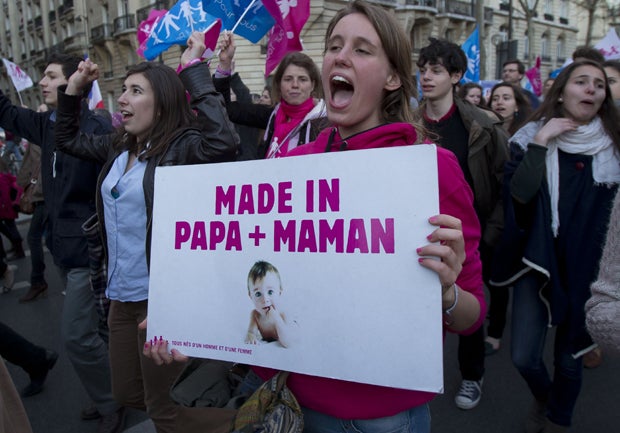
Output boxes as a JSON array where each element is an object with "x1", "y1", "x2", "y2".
[
  {"x1": 253, "y1": 123, "x2": 486, "y2": 419},
  {"x1": 417, "y1": 98, "x2": 508, "y2": 249}
]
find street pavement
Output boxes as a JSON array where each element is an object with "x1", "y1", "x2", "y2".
[{"x1": 1, "y1": 217, "x2": 618, "y2": 432}]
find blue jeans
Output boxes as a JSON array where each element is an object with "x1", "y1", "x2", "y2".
[
  {"x1": 302, "y1": 405, "x2": 431, "y2": 433},
  {"x1": 511, "y1": 273, "x2": 582, "y2": 427},
  {"x1": 4, "y1": 140, "x2": 22, "y2": 162}
]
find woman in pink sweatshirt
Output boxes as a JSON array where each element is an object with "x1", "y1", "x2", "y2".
[{"x1": 146, "y1": 2, "x2": 485, "y2": 432}]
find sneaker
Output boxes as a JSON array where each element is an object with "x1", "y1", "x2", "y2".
[
  {"x1": 1, "y1": 265, "x2": 16, "y2": 293},
  {"x1": 454, "y1": 379, "x2": 483, "y2": 410}
]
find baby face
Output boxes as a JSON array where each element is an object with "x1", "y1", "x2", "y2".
[{"x1": 248, "y1": 271, "x2": 282, "y2": 315}]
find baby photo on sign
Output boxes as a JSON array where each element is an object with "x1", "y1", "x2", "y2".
[{"x1": 244, "y1": 260, "x2": 298, "y2": 348}]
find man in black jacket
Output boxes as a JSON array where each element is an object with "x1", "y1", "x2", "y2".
[{"x1": 0, "y1": 53, "x2": 124, "y2": 433}]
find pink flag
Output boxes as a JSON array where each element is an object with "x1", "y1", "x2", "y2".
[
  {"x1": 136, "y1": 9, "x2": 168, "y2": 59},
  {"x1": 1, "y1": 58, "x2": 33, "y2": 92},
  {"x1": 88, "y1": 79, "x2": 104, "y2": 110},
  {"x1": 525, "y1": 57, "x2": 542, "y2": 97},
  {"x1": 263, "y1": 0, "x2": 310, "y2": 77}
]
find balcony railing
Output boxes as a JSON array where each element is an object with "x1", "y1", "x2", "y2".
[
  {"x1": 544, "y1": 13, "x2": 554, "y2": 21},
  {"x1": 559, "y1": 17, "x2": 569, "y2": 24},
  {"x1": 44, "y1": 42, "x2": 65, "y2": 59},
  {"x1": 441, "y1": 0, "x2": 474, "y2": 17},
  {"x1": 405, "y1": 0, "x2": 437, "y2": 7},
  {"x1": 136, "y1": 0, "x2": 169, "y2": 22},
  {"x1": 114, "y1": 14, "x2": 136, "y2": 34},
  {"x1": 542, "y1": 55, "x2": 551, "y2": 62},
  {"x1": 91, "y1": 24, "x2": 114, "y2": 43}
]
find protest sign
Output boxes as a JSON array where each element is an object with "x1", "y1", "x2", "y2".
[{"x1": 147, "y1": 145, "x2": 444, "y2": 393}]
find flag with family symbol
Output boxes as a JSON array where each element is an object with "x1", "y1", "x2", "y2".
[
  {"x1": 2, "y1": 58, "x2": 34, "y2": 92},
  {"x1": 460, "y1": 26, "x2": 480, "y2": 83},
  {"x1": 203, "y1": 0, "x2": 276, "y2": 43},
  {"x1": 143, "y1": 0, "x2": 222, "y2": 60}
]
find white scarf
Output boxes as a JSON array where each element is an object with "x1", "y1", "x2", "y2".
[{"x1": 510, "y1": 117, "x2": 620, "y2": 236}]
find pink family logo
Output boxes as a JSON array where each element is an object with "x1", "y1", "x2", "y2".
[{"x1": 174, "y1": 178, "x2": 395, "y2": 254}]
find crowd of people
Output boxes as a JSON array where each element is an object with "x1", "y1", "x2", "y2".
[{"x1": 0, "y1": 1, "x2": 618, "y2": 433}]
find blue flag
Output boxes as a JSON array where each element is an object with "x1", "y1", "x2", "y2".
[
  {"x1": 203, "y1": 0, "x2": 275, "y2": 43},
  {"x1": 461, "y1": 27, "x2": 480, "y2": 83},
  {"x1": 143, "y1": 0, "x2": 220, "y2": 60}
]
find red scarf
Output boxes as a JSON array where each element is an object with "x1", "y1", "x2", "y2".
[{"x1": 270, "y1": 98, "x2": 315, "y2": 157}]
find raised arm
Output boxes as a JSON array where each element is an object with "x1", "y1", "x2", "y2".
[
  {"x1": 178, "y1": 32, "x2": 239, "y2": 161},
  {"x1": 54, "y1": 59, "x2": 113, "y2": 162}
]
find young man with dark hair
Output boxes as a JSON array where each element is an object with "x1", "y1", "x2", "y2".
[
  {"x1": 572, "y1": 45, "x2": 605, "y2": 63},
  {"x1": 0, "y1": 53, "x2": 124, "y2": 433},
  {"x1": 502, "y1": 59, "x2": 540, "y2": 109},
  {"x1": 416, "y1": 37, "x2": 508, "y2": 410}
]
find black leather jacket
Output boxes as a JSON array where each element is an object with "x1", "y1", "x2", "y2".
[{"x1": 54, "y1": 62, "x2": 239, "y2": 264}]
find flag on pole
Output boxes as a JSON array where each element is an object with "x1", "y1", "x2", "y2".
[
  {"x1": 137, "y1": 8, "x2": 168, "y2": 58},
  {"x1": 263, "y1": 0, "x2": 310, "y2": 77},
  {"x1": 460, "y1": 27, "x2": 480, "y2": 83},
  {"x1": 1, "y1": 58, "x2": 34, "y2": 92},
  {"x1": 88, "y1": 80, "x2": 104, "y2": 110},
  {"x1": 203, "y1": 0, "x2": 275, "y2": 43},
  {"x1": 143, "y1": 0, "x2": 222, "y2": 61},
  {"x1": 594, "y1": 28, "x2": 620, "y2": 60},
  {"x1": 524, "y1": 56, "x2": 542, "y2": 97}
]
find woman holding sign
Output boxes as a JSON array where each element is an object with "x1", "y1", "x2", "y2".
[
  {"x1": 53, "y1": 35, "x2": 238, "y2": 432},
  {"x1": 147, "y1": 2, "x2": 485, "y2": 432}
]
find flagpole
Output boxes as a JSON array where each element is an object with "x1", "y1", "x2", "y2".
[
  {"x1": 230, "y1": 0, "x2": 258, "y2": 34},
  {"x1": 16, "y1": 90, "x2": 24, "y2": 107},
  {"x1": 212, "y1": 0, "x2": 258, "y2": 57}
]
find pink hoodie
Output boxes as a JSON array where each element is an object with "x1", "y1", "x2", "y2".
[{"x1": 254, "y1": 123, "x2": 485, "y2": 419}]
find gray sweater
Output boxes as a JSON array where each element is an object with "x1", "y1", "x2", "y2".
[{"x1": 586, "y1": 189, "x2": 620, "y2": 354}]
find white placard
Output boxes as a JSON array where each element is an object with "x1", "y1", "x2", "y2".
[{"x1": 147, "y1": 145, "x2": 444, "y2": 393}]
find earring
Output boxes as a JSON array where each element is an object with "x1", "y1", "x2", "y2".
[{"x1": 558, "y1": 97, "x2": 563, "y2": 103}]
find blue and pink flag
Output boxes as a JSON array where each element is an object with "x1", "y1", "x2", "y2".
[
  {"x1": 142, "y1": 0, "x2": 221, "y2": 61},
  {"x1": 263, "y1": 0, "x2": 310, "y2": 77},
  {"x1": 203, "y1": 0, "x2": 275, "y2": 43},
  {"x1": 137, "y1": 9, "x2": 168, "y2": 58}
]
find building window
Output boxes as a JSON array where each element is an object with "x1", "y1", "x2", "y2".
[
  {"x1": 542, "y1": 33, "x2": 550, "y2": 61},
  {"x1": 545, "y1": 0, "x2": 553, "y2": 15},
  {"x1": 557, "y1": 36, "x2": 566, "y2": 61},
  {"x1": 560, "y1": 0, "x2": 569, "y2": 18}
]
